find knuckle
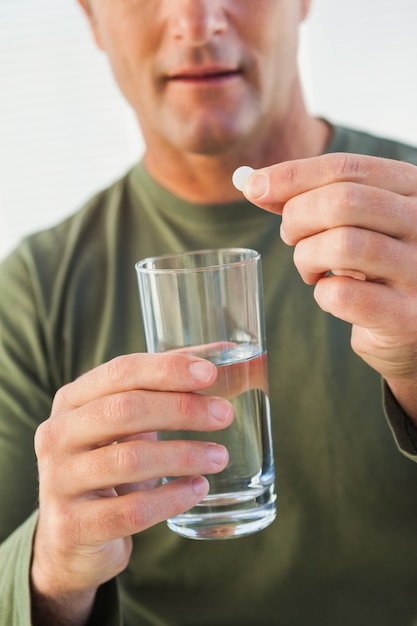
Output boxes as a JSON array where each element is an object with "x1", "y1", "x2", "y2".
[
  {"x1": 34, "y1": 419, "x2": 55, "y2": 458},
  {"x1": 281, "y1": 200, "x2": 298, "y2": 242},
  {"x1": 51, "y1": 381, "x2": 73, "y2": 411},
  {"x1": 107, "y1": 391, "x2": 136, "y2": 423},
  {"x1": 293, "y1": 239, "x2": 311, "y2": 272},
  {"x1": 177, "y1": 442, "x2": 196, "y2": 469},
  {"x1": 292, "y1": 244, "x2": 303, "y2": 271},
  {"x1": 335, "y1": 182, "x2": 361, "y2": 213},
  {"x1": 122, "y1": 497, "x2": 152, "y2": 530},
  {"x1": 332, "y1": 153, "x2": 362, "y2": 180},
  {"x1": 105, "y1": 354, "x2": 130, "y2": 383},
  {"x1": 154, "y1": 352, "x2": 186, "y2": 383},
  {"x1": 177, "y1": 391, "x2": 197, "y2": 419},
  {"x1": 334, "y1": 226, "x2": 358, "y2": 258},
  {"x1": 315, "y1": 280, "x2": 344, "y2": 313},
  {"x1": 154, "y1": 353, "x2": 176, "y2": 379},
  {"x1": 163, "y1": 441, "x2": 198, "y2": 476},
  {"x1": 40, "y1": 500, "x2": 77, "y2": 545},
  {"x1": 283, "y1": 161, "x2": 299, "y2": 191},
  {"x1": 114, "y1": 442, "x2": 139, "y2": 475}
]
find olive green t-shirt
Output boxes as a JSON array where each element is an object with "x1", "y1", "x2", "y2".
[{"x1": 1, "y1": 125, "x2": 417, "y2": 625}]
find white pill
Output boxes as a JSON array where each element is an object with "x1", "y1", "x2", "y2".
[{"x1": 232, "y1": 166, "x2": 254, "y2": 192}]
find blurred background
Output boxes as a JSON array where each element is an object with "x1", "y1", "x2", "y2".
[{"x1": 1, "y1": 0, "x2": 417, "y2": 259}]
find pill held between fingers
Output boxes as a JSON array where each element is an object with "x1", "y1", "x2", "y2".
[{"x1": 232, "y1": 166, "x2": 254, "y2": 192}]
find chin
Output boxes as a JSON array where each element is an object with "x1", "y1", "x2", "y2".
[
  {"x1": 169, "y1": 116, "x2": 258, "y2": 156},
  {"x1": 179, "y1": 136, "x2": 239, "y2": 156}
]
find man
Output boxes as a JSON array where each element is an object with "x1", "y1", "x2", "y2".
[{"x1": 1, "y1": 1, "x2": 417, "y2": 624}]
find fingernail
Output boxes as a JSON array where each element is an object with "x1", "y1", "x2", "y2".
[
  {"x1": 246, "y1": 173, "x2": 268, "y2": 199},
  {"x1": 209, "y1": 398, "x2": 232, "y2": 423},
  {"x1": 192, "y1": 476, "x2": 209, "y2": 497},
  {"x1": 189, "y1": 361, "x2": 214, "y2": 382},
  {"x1": 207, "y1": 444, "x2": 228, "y2": 466}
]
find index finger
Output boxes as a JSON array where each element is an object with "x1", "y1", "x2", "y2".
[
  {"x1": 53, "y1": 353, "x2": 217, "y2": 411},
  {"x1": 241, "y1": 153, "x2": 417, "y2": 212}
]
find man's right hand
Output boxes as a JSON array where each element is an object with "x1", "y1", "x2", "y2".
[{"x1": 31, "y1": 352, "x2": 233, "y2": 624}]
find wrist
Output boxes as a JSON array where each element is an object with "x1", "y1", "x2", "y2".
[
  {"x1": 30, "y1": 568, "x2": 96, "y2": 626},
  {"x1": 31, "y1": 552, "x2": 97, "y2": 626}
]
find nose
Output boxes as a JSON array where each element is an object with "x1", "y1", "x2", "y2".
[{"x1": 170, "y1": 0, "x2": 228, "y2": 46}]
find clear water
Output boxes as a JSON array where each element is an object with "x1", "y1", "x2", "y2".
[{"x1": 162, "y1": 343, "x2": 277, "y2": 539}]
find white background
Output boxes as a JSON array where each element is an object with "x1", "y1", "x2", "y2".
[{"x1": 1, "y1": 0, "x2": 416, "y2": 259}]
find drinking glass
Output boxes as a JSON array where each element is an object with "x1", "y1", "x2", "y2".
[{"x1": 136, "y1": 248, "x2": 276, "y2": 539}]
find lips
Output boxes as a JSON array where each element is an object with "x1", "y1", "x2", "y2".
[{"x1": 167, "y1": 66, "x2": 241, "y2": 83}]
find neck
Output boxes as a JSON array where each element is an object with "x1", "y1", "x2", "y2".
[{"x1": 142, "y1": 81, "x2": 331, "y2": 204}]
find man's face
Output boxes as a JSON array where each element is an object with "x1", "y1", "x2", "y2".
[{"x1": 82, "y1": 0, "x2": 310, "y2": 156}]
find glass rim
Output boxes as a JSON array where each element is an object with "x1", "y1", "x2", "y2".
[{"x1": 135, "y1": 248, "x2": 260, "y2": 275}]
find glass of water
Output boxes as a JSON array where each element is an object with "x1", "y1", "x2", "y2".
[{"x1": 135, "y1": 248, "x2": 276, "y2": 540}]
